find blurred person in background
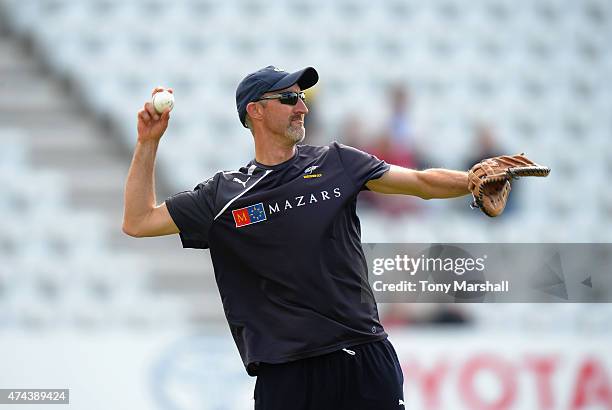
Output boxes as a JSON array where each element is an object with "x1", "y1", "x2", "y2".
[
  {"x1": 361, "y1": 128, "x2": 425, "y2": 215},
  {"x1": 338, "y1": 114, "x2": 367, "y2": 150},
  {"x1": 360, "y1": 84, "x2": 430, "y2": 215},
  {"x1": 122, "y1": 65, "x2": 472, "y2": 410},
  {"x1": 381, "y1": 83, "x2": 426, "y2": 169},
  {"x1": 464, "y1": 123, "x2": 501, "y2": 164},
  {"x1": 301, "y1": 86, "x2": 322, "y2": 144}
]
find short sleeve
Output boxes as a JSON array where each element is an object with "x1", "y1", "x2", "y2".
[
  {"x1": 165, "y1": 175, "x2": 218, "y2": 249},
  {"x1": 333, "y1": 142, "x2": 390, "y2": 191}
]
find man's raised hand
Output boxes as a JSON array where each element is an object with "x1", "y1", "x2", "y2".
[{"x1": 137, "y1": 87, "x2": 173, "y2": 142}]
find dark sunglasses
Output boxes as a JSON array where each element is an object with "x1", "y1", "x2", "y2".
[{"x1": 255, "y1": 91, "x2": 306, "y2": 106}]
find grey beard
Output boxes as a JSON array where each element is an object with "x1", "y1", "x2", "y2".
[{"x1": 286, "y1": 124, "x2": 305, "y2": 144}]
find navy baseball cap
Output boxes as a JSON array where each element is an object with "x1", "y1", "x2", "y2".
[{"x1": 236, "y1": 65, "x2": 319, "y2": 128}]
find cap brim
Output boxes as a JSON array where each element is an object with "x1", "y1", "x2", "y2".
[{"x1": 269, "y1": 67, "x2": 319, "y2": 93}]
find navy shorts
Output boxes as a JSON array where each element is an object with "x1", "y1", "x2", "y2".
[{"x1": 254, "y1": 339, "x2": 405, "y2": 410}]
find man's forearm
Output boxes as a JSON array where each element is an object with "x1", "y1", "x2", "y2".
[
  {"x1": 367, "y1": 165, "x2": 469, "y2": 199},
  {"x1": 416, "y1": 168, "x2": 469, "y2": 199},
  {"x1": 123, "y1": 139, "x2": 160, "y2": 230}
]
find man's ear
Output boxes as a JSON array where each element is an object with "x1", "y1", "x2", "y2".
[{"x1": 246, "y1": 102, "x2": 263, "y2": 122}]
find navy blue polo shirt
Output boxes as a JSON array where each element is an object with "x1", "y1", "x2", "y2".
[{"x1": 165, "y1": 142, "x2": 390, "y2": 375}]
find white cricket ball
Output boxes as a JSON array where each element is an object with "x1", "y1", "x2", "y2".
[{"x1": 152, "y1": 90, "x2": 174, "y2": 114}]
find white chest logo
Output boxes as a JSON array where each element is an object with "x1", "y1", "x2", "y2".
[
  {"x1": 304, "y1": 165, "x2": 319, "y2": 175},
  {"x1": 232, "y1": 177, "x2": 250, "y2": 188}
]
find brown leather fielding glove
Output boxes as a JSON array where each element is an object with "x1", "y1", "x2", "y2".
[{"x1": 468, "y1": 154, "x2": 550, "y2": 217}]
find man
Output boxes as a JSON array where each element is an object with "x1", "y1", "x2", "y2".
[{"x1": 123, "y1": 66, "x2": 470, "y2": 409}]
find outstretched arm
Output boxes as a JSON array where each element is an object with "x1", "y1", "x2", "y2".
[
  {"x1": 122, "y1": 87, "x2": 179, "y2": 237},
  {"x1": 366, "y1": 165, "x2": 469, "y2": 200}
]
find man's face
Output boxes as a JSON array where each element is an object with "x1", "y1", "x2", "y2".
[{"x1": 259, "y1": 84, "x2": 309, "y2": 144}]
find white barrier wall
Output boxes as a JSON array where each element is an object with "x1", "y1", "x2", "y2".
[
  {"x1": 392, "y1": 331, "x2": 611, "y2": 410},
  {"x1": 1, "y1": 329, "x2": 610, "y2": 410}
]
